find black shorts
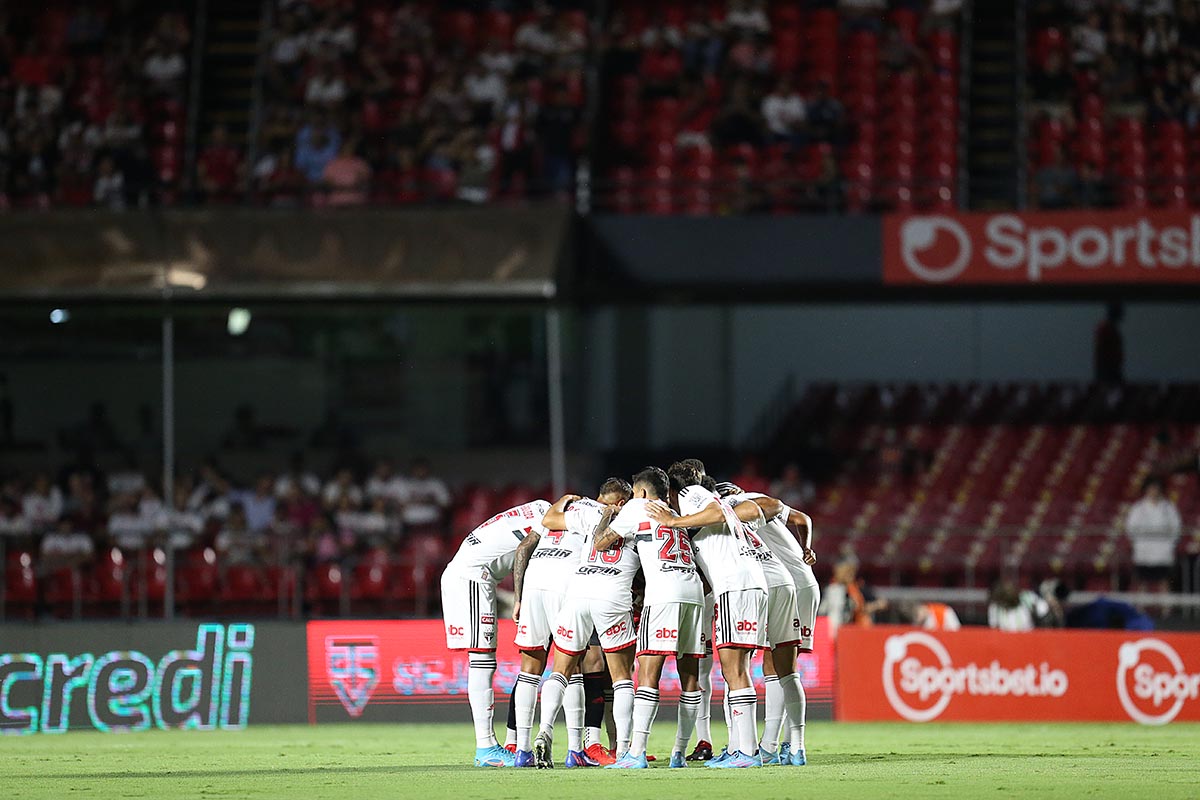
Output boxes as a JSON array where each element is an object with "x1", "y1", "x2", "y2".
[{"x1": 588, "y1": 627, "x2": 600, "y2": 647}]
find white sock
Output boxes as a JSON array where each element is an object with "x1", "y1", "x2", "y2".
[
  {"x1": 468, "y1": 653, "x2": 498, "y2": 749},
  {"x1": 723, "y1": 689, "x2": 733, "y2": 751},
  {"x1": 538, "y1": 672, "x2": 568, "y2": 739},
  {"x1": 585, "y1": 726, "x2": 603, "y2": 748},
  {"x1": 611, "y1": 679, "x2": 634, "y2": 755},
  {"x1": 779, "y1": 672, "x2": 806, "y2": 751},
  {"x1": 603, "y1": 688, "x2": 616, "y2": 749},
  {"x1": 514, "y1": 672, "x2": 540, "y2": 752},
  {"x1": 565, "y1": 675, "x2": 585, "y2": 753},
  {"x1": 630, "y1": 687, "x2": 659, "y2": 756},
  {"x1": 696, "y1": 655, "x2": 713, "y2": 743},
  {"x1": 505, "y1": 728, "x2": 517, "y2": 747},
  {"x1": 675, "y1": 690, "x2": 702, "y2": 754},
  {"x1": 728, "y1": 687, "x2": 758, "y2": 757},
  {"x1": 760, "y1": 675, "x2": 783, "y2": 752}
]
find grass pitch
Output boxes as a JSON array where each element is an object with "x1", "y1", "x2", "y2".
[{"x1": 4, "y1": 722, "x2": 1199, "y2": 800}]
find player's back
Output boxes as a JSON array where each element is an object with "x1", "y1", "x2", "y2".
[
  {"x1": 525, "y1": 497, "x2": 601, "y2": 593},
  {"x1": 571, "y1": 510, "x2": 641, "y2": 601},
  {"x1": 730, "y1": 492, "x2": 817, "y2": 588},
  {"x1": 679, "y1": 485, "x2": 768, "y2": 594},
  {"x1": 613, "y1": 498, "x2": 704, "y2": 606},
  {"x1": 446, "y1": 500, "x2": 550, "y2": 580}
]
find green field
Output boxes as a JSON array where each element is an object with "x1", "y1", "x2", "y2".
[{"x1": 4, "y1": 722, "x2": 1200, "y2": 800}]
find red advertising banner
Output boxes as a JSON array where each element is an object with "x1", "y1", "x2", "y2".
[
  {"x1": 883, "y1": 210, "x2": 1200, "y2": 285},
  {"x1": 836, "y1": 626, "x2": 1200, "y2": 724},
  {"x1": 306, "y1": 618, "x2": 833, "y2": 722}
]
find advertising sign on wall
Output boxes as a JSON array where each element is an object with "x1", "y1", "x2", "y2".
[
  {"x1": 884, "y1": 211, "x2": 1200, "y2": 285},
  {"x1": 306, "y1": 618, "x2": 834, "y2": 722},
  {"x1": 836, "y1": 626, "x2": 1200, "y2": 724}
]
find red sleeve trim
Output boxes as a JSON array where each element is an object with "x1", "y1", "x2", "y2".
[{"x1": 602, "y1": 639, "x2": 637, "y2": 653}]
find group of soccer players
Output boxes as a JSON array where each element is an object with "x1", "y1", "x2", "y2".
[{"x1": 439, "y1": 458, "x2": 819, "y2": 769}]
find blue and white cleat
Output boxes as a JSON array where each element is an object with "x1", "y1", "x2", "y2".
[
  {"x1": 532, "y1": 732, "x2": 554, "y2": 769},
  {"x1": 708, "y1": 750, "x2": 762, "y2": 768},
  {"x1": 475, "y1": 744, "x2": 516, "y2": 767},
  {"x1": 705, "y1": 747, "x2": 732, "y2": 767},
  {"x1": 605, "y1": 751, "x2": 649, "y2": 769},
  {"x1": 789, "y1": 747, "x2": 807, "y2": 766},
  {"x1": 564, "y1": 749, "x2": 599, "y2": 768},
  {"x1": 759, "y1": 746, "x2": 781, "y2": 765},
  {"x1": 778, "y1": 743, "x2": 791, "y2": 764},
  {"x1": 669, "y1": 751, "x2": 687, "y2": 769},
  {"x1": 514, "y1": 749, "x2": 535, "y2": 768}
]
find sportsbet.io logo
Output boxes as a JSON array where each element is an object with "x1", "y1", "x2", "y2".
[
  {"x1": 1116, "y1": 638, "x2": 1200, "y2": 725},
  {"x1": 899, "y1": 216, "x2": 972, "y2": 283},
  {"x1": 881, "y1": 631, "x2": 1068, "y2": 722}
]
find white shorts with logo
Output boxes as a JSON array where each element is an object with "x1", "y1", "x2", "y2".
[
  {"x1": 712, "y1": 588, "x2": 768, "y2": 651},
  {"x1": 764, "y1": 583, "x2": 802, "y2": 648},
  {"x1": 636, "y1": 601, "x2": 704, "y2": 658},
  {"x1": 514, "y1": 586, "x2": 565, "y2": 652},
  {"x1": 440, "y1": 570, "x2": 497, "y2": 652},
  {"x1": 795, "y1": 580, "x2": 820, "y2": 652},
  {"x1": 552, "y1": 594, "x2": 635, "y2": 655}
]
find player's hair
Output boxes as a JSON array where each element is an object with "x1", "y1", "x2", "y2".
[
  {"x1": 632, "y1": 466, "x2": 669, "y2": 500},
  {"x1": 700, "y1": 475, "x2": 718, "y2": 492},
  {"x1": 598, "y1": 477, "x2": 633, "y2": 502},
  {"x1": 715, "y1": 481, "x2": 743, "y2": 497},
  {"x1": 680, "y1": 457, "x2": 706, "y2": 476},
  {"x1": 667, "y1": 461, "x2": 703, "y2": 493}
]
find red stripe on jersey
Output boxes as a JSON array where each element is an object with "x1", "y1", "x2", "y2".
[{"x1": 637, "y1": 521, "x2": 651, "y2": 531}]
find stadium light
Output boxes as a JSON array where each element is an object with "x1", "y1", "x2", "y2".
[
  {"x1": 49, "y1": 309, "x2": 69, "y2": 324},
  {"x1": 227, "y1": 308, "x2": 252, "y2": 336}
]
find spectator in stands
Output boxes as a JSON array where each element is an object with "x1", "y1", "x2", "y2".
[
  {"x1": 275, "y1": 452, "x2": 321, "y2": 499},
  {"x1": 822, "y1": 559, "x2": 886, "y2": 639},
  {"x1": 230, "y1": 474, "x2": 277, "y2": 533},
  {"x1": 305, "y1": 59, "x2": 348, "y2": 109},
  {"x1": 0, "y1": 495, "x2": 31, "y2": 538},
  {"x1": 987, "y1": 579, "x2": 1037, "y2": 632},
  {"x1": 455, "y1": 128, "x2": 496, "y2": 204},
  {"x1": 1094, "y1": 301, "x2": 1124, "y2": 384},
  {"x1": 322, "y1": 467, "x2": 363, "y2": 510},
  {"x1": 1071, "y1": 12, "x2": 1106, "y2": 68},
  {"x1": 320, "y1": 139, "x2": 371, "y2": 207},
  {"x1": 726, "y1": 0, "x2": 771, "y2": 36},
  {"x1": 463, "y1": 59, "x2": 508, "y2": 123},
  {"x1": 142, "y1": 37, "x2": 186, "y2": 97},
  {"x1": 215, "y1": 504, "x2": 265, "y2": 567},
  {"x1": 1142, "y1": 14, "x2": 1178, "y2": 69},
  {"x1": 712, "y1": 80, "x2": 763, "y2": 147},
  {"x1": 681, "y1": 5, "x2": 724, "y2": 75},
  {"x1": 197, "y1": 124, "x2": 242, "y2": 201},
  {"x1": 538, "y1": 84, "x2": 580, "y2": 196},
  {"x1": 915, "y1": 601, "x2": 962, "y2": 631},
  {"x1": 267, "y1": 12, "x2": 309, "y2": 96},
  {"x1": 762, "y1": 77, "x2": 807, "y2": 148},
  {"x1": 515, "y1": 7, "x2": 560, "y2": 64},
  {"x1": 295, "y1": 117, "x2": 341, "y2": 185},
  {"x1": 771, "y1": 463, "x2": 816, "y2": 510},
  {"x1": 22, "y1": 473, "x2": 63, "y2": 532},
  {"x1": 40, "y1": 516, "x2": 95, "y2": 572},
  {"x1": 1126, "y1": 477, "x2": 1182, "y2": 593},
  {"x1": 806, "y1": 81, "x2": 846, "y2": 144},
  {"x1": 497, "y1": 79, "x2": 538, "y2": 195},
  {"x1": 1032, "y1": 143, "x2": 1078, "y2": 209},
  {"x1": 93, "y1": 156, "x2": 126, "y2": 210},
  {"x1": 396, "y1": 457, "x2": 450, "y2": 535}
]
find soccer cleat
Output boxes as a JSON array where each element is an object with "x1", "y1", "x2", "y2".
[
  {"x1": 504, "y1": 743, "x2": 517, "y2": 755},
  {"x1": 605, "y1": 752, "x2": 648, "y2": 769},
  {"x1": 564, "y1": 750, "x2": 599, "y2": 768},
  {"x1": 778, "y1": 742, "x2": 791, "y2": 764},
  {"x1": 669, "y1": 751, "x2": 687, "y2": 769},
  {"x1": 514, "y1": 750, "x2": 535, "y2": 768},
  {"x1": 585, "y1": 743, "x2": 617, "y2": 766},
  {"x1": 532, "y1": 733, "x2": 553, "y2": 769},
  {"x1": 475, "y1": 744, "x2": 516, "y2": 767},
  {"x1": 705, "y1": 747, "x2": 731, "y2": 767},
  {"x1": 646, "y1": 754, "x2": 657, "y2": 762},
  {"x1": 789, "y1": 748, "x2": 807, "y2": 766},
  {"x1": 759, "y1": 746, "x2": 781, "y2": 766},
  {"x1": 686, "y1": 740, "x2": 714, "y2": 762},
  {"x1": 708, "y1": 751, "x2": 762, "y2": 769}
]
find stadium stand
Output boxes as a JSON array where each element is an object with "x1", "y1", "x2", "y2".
[{"x1": 3, "y1": 382, "x2": 1199, "y2": 620}]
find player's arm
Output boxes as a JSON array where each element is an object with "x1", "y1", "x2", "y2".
[
  {"x1": 511, "y1": 531, "x2": 541, "y2": 621},
  {"x1": 590, "y1": 505, "x2": 622, "y2": 551},
  {"x1": 540, "y1": 493, "x2": 582, "y2": 531},
  {"x1": 787, "y1": 507, "x2": 817, "y2": 565},
  {"x1": 646, "y1": 499, "x2": 759, "y2": 529}
]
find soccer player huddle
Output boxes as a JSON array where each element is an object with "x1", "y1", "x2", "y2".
[{"x1": 439, "y1": 459, "x2": 819, "y2": 770}]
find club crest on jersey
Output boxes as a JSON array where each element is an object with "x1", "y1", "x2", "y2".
[{"x1": 325, "y1": 635, "x2": 380, "y2": 717}]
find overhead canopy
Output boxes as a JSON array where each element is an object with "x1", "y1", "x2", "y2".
[{"x1": 0, "y1": 205, "x2": 570, "y2": 300}]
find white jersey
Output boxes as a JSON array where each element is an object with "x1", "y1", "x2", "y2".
[
  {"x1": 610, "y1": 498, "x2": 704, "y2": 606},
  {"x1": 678, "y1": 485, "x2": 768, "y2": 594},
  {"x1": 728, "y1": 492, "x2": 818, "y2": 588},
  {"x1": 446, "y1": 500, "x2": 550, "y2": 582},
  {"x1": 570, "y1": 504, "x2": 641, "y2": 602},
  {"x1": 525, "y1": 497, "x2": 602, "y2": 594}
]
